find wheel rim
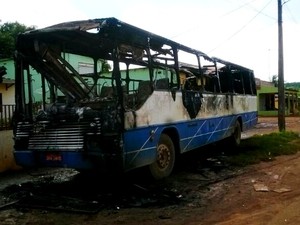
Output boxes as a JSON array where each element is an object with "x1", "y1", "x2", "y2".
[{"x1": 157, "y1": 144, "x2": 171, "y2": 169}]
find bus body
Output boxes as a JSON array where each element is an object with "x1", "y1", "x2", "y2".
[{"x1": 13, "y1": 18, "x2": 257, "y2": 179}]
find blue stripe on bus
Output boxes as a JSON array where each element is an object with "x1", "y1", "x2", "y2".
[{"x1": 123, "y1": 111, "x2": 257, "y2": 170}]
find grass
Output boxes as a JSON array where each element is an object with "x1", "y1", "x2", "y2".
[{"x1": 225, "y1": 131, "x2": 300, "y2": 167}]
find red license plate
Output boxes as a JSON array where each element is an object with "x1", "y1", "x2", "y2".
[{"x1": 46, "y1": 153, "x2": 62, "y2": 161}]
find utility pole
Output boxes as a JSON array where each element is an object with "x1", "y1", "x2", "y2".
[{"x1": 277, "y1": 0, "x2": 285, "y2": 131}]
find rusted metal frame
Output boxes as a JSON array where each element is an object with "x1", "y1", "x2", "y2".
[
  {"x1": 105, "y1": 17, "x2": 205, "y2": 90},
  {"x1": 235, "y1": 69, "x2": 247, "y2": 95},
  {"x1": 149, "y1": 43, "x2": 177, "y2": 88},
  {"x1": 49, "y1": 83, "x2": 56, "y2": 104},
  {"x1": 111, "y1": 45, "x2": 125, "y2": 131},
  {"x1": 14, "y1": 54, "x2": 27, "y2": 118},
  {"x1": 240, "y1": 71, "x2": 246, "y2": 94},
  {"x1": 41, "y1": 74, "x2": 46, "y2": 110},
  {"x1": 92, "y1": 58, "x2": 99, "y2": 96},
  {"x1": 50, "y1": 49, "x2": 95, "y2": 98},
  {"x1": 250, "y1": 72, "x2": 257, "y2": 95},
  {"x1": 172, "y1": 45, "x2": 180, "y2": 91},
  {"x1": 143, "y1": 46, "x2": 154, "y2": 94},
  {"x1": 227, "y1": 65, "x2": 235, "y2": 94},
  {"x1": 196, "y1": 53, "x2": 203, "y2": 79},
  {"x1": 32, "y1": 57, "x2": 81, "y2": 100},
  {"x1": 247, "y1": 71, "x2": 255, "y2": 95},
  {"x1": 35, "y1": 44, "x2": 88, "y2": 100},
  {"x1": 125, "y1": 63, "x2": 130, "y2": 95},
  {"x1": 213, "y1": 60, "x2": 222, "y2": 93},
  {"x1": 112, "y1": 46, "x2": 121, "y2": 92},
  {"x1": 26, "y1": 67, "x2": 33, "y2": 120},
  {"x1": 214, "y1": 59, "x2": 234, "y2": 94},
  {"x1": 197, "y1": 53, "x2": 213, "y2": 94},
  {"x1": 213, "y1": 57, "x2": 254, "y2": 94},
  {"x1": 169, "y1": 45, "x2": 180, "y2": 92},
  {"x1": 212, "y1": 57, "x2": 253, "y2": 73}
]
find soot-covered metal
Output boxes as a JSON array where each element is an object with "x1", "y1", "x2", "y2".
[{"x1": 13, "y1": 17, "x2": 257, "y2": 175}]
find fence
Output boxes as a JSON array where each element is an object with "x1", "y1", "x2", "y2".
[{"x1": 0, "y1": 104, "x2": 15, "y2": 130}]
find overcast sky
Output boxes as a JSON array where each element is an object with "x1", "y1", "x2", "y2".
[{"x1": 1, "y1": 0, "x2": 300, "y2": 82}]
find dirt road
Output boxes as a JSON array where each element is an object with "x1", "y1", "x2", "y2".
[
  {"x1": 198, "y1": 116, "x2": 300, "y2": 225},
  {"x1": 0, "y1": 116, "x2": 299, "y2": 225},
  {"x1": 243, "y1": 116, "x2": 300, "y2": 137},
  {"x1": 198, "y1": 152, "x2": 300, "y2": 225}
]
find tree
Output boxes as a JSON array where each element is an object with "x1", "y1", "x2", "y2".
[
  {"x1": 271, "y1": 74, "x2": 278, "y2": 87},
  {"x1": 0, "y1": 22, "x2": 35, "y2": 59}
]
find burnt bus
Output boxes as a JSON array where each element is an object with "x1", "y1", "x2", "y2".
[{"x1": 13, "y1": 18, "x2": 257, "y2": 179}]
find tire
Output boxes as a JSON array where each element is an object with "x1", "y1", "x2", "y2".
[
  {"x1": 149, "y1": 134, "x2": 175, "y2": 180},
  {"x1": 230, "y1": 120, "x2": 241, "y2": 147}
]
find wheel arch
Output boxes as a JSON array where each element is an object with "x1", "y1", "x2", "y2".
[{"x1": 236, "y1": 116, "x2": 243, "y2": 131}]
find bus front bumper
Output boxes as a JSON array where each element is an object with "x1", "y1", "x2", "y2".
[{"x1": 13, "y1": 150, "x2": 121, "y2": 172}]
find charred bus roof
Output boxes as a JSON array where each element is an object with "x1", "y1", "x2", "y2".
[
  {"x1": 212, "y1": 57, "x2": 254, "y2": 74},
  {"x1": 15, "y1": 17, "x2": 255, "y2": 101},
  {"x1": 15, "y1": 17, "x2": 214, "y2": 101},
  {"x1": 16, "y1": 17, "x2": 210, "y2": 60}
]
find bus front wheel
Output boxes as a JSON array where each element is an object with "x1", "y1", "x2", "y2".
[{"x1": 149, "y1": 134, "x2": 175, "y2": 180}]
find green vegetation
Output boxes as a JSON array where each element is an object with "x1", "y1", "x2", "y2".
[
  {"x1": 0, "y1": 22, "x2": 35, "y2": 59},
  {"x1": 226, "y1": 132, "x2": 300, "y2": 167},
  {"x1": 285, "y1": 82, "x2": 300, "y2": 90}
]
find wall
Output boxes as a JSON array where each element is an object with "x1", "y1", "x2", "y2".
[
  {"x1": 0, "y1": 130, "x2": 20, "y2": 172},
  {"x1": 0, "y1": 58, "x2": 14, "y2": 79},
  {"x1": 0, "y1": 59, "x2": 15, "y2": 104},
  {"x1": 0, "y1": 84, "x2": 15, "y2": 104}
]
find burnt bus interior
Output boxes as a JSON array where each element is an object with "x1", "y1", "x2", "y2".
[{"x1": 14, "y1": 18, "x2": 256, "y2": 153}]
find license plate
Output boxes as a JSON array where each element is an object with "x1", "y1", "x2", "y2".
[{"x1": 46, "y1": 153, "x2": 62, "y2": 161}]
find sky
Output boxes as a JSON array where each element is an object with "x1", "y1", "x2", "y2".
[{"x1": 1, "y1": 0, "x2": 300, "y2": 82}]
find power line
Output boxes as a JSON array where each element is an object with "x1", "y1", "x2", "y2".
[
  {"x1": 283, "y1": 1, "x2": 298, "y2": 24},
  {"x1": 223, "y1": 0, "x2": 276, "y2": 21},
  {"x1": 221, "y1": 0, "x2": 259, "y2": 18},
  {"x1": 170, "y1": 0, "x2": 263, "y2": 40},
  {"x1": 208, "y1": 0, "x2": 273, "y2": 54}
]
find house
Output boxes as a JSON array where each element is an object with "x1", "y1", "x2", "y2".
[
  {"x1": 0, "y1": 58, "x2": 15, "y2": 105},
  {"x1": 256, "y1": 78, "x2": 299, "y2": 116},
  {"x1": 0, "y1": 58, "x2": 15, "y2": 130}
]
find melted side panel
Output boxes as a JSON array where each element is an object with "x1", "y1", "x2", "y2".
[{"x1": 124, "y1": 91, "x2": 257, "y2": 129}]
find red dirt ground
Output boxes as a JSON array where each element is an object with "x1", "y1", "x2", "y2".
[{"x1": 0, "y1": 116, "x2": 299, "y2": 225}]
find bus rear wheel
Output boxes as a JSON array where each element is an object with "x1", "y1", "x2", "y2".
[
  {"x1": 149, "y1": 134, "x2": 175, "y2": 180},
  {"x1": 230, "y1": 120, "x2": 241, "y2": 147}
]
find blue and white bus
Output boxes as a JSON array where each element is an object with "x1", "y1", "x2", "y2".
[{"x1": 13, "y1": 18, "x2": 257, "y2": 179}]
